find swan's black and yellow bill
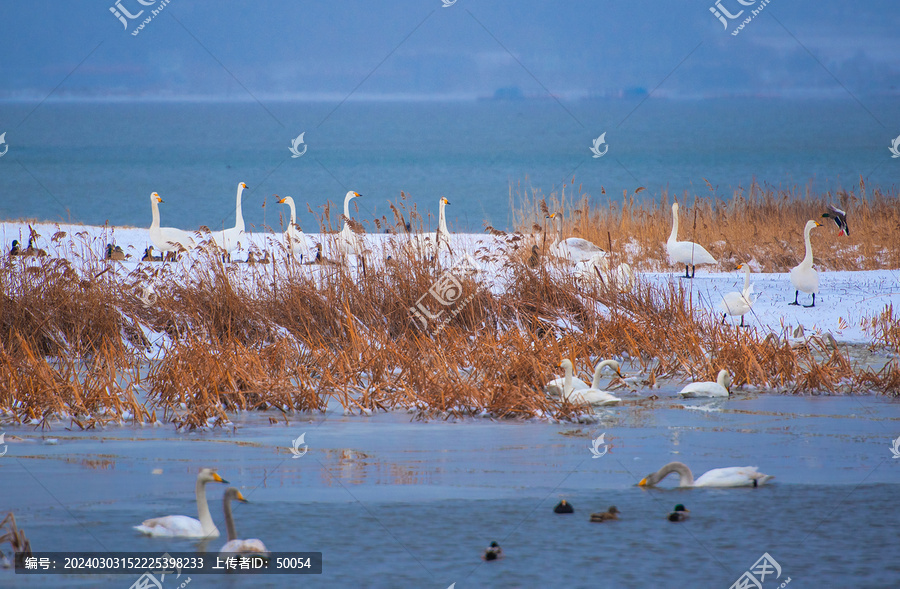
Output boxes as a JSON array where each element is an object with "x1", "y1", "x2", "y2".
[
  {"x1": 211, "y1": 471, "x2": 229, "y2": 484},
  {"x1": 638, "y1": 477, "x2": 648, "y2": 486},
  {"x1": 235, "y1": 490, "x2": 248, "y2": 503}
]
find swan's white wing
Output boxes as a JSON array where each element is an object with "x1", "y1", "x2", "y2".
[
  {"x1": 554, "y1": 238, "x2": 605, "y2": 264},
  {"x1": 790, "y1": 265, "x2": 819, "y2": 294},
  {"x1": 565, "y1": 388, "x2": 621, "y2": 406},
  {"x1": 720, "y1": 292, "x2": 752, "y2": 316},
  {"x1": 678, "y1": 382, "x2": 728, "y2": 398},
  {"x1": 666, "y1": 241, "x2": 717, "y2": 265},
  {"x1": 134, "y1": 515, "x2": 209, "y2": 538},
  {"x1": 546, "y1": 376, "x2": 589, "y2": 397},
  {"x1": 694, "y1": 466, "x2": 773, "y2": 487}
]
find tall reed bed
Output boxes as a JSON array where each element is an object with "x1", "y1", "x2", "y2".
[{"x1": 1, "y1": 187, "x2": 899, "y2": 429}]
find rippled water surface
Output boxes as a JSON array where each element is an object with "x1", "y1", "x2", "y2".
[{"x1": 2, "y1": 394, "x2": 900, "y2": 588}]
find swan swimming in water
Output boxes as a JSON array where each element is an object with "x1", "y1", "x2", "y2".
[
  {"x1": 559, "y1": 359, "x2": 623, "y2": 406},
  {"x1": 638, "y1": 461, "x2": 773, "y2": 488},
  {"x1": 678, "y1": 369, "x2": 730, "y2": 398},
  {"x1": 719, "y1": 264, "x2": 754, "y2": 326},
  {"x1": 789, "y1": 220, "x2": 821, "y2": 307},
  {"x1": 134, "y1": 468, "x2": 228, "y2": 538},
  {"x1": 546, "y1": 358, "x2": 590, "y2": 397},
  {"x1": 149, "y1": 192, "x2": 196, "y2": 258},
  {"x1": 219, "y1": 487, "x2": 269, "y2": 557},
  {"x1": 666, "y1": 202, "x2": 716, "y2": 278}
]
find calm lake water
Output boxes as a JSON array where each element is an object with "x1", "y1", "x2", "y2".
[
  {"x1": 0, "y1": 98, "x2": 897, "y2": 233},
  {"x1": 2, "y1": 393, "x2": 899, "y2": 588}
]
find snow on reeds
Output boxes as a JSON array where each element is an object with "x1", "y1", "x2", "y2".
[{"x1": 1, "y1": 188, "x2": 899, "y2": 429}]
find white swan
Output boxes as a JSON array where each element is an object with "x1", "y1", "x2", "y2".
[
  {"x1": 410, "y1": 197, "x2": 451, "y2": 259},
  {"x1": 574, "y1": 253, "x2": 636, "y2": 293},
  {"x1": 219, "y1": 487, "x2": 269, "y2": 557},
  {"x1": 567, "y1": 360, "x2": 623, "y2": 405},
  {"x1": 638, "y1": 461, "x2": 773, "y2": 488},
  {"x1": 789, "y1": 220, "x2": 821, "y2": 307},
  {"x1": 548, "y1": 213, "x2": 606, "y2": 264},
  {"x1": 277, "y1": 196, "x2": 309, "y2": 262},
  {"x1": 719, "y1": 263, "x2": 754, "y2": 326},
  {"x1": 212, "y1": 182, "x2": 248, "y2": 259},
  {"x1": 134, "y1": 468, "x2": 228, "y2": 538},
  {"x1": 559, "y1": 359, "x2": 623, "y2": 406},
  {"x1": 678, "y1": 369, "x2": 731, "y2": 398},
  {"x1": 339, "y1": 191, "x2": 363, "y2": 260},
  {"x1": 149, "y1": 192, "x2": 196, "y2": 257},
  {"x1": 546, "y1": 358, "x2": 590, "y2": 397},
  {"x1": 666, "y1": 203, "x2": 716, "y2": 278}
]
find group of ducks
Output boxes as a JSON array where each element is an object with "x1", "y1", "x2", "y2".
[
  {"x1": 552, "y1": 500, "x2": 688, "y2": 523},
  {"x1": 134, "y1": 469, "x2": 267, "y2": 558},
  {"x1": 547, "y1": 357, "x2": 732, "y2": 403}
]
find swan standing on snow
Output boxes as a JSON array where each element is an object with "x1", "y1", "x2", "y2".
[
  {"x1": 666, "y1": 202, "x2": 717, "y2": 278},
  {"x1": 678, "y1": 369, "x2": 730, "y2": 398},
  {"x1": 134, "y1": 468, "x2": 228, "y2": 538},
  {"x1": 339, "y1": 191, "x2": 363, "y2": 260},
  {"x1": 638, "y1": 461, "x2": 773, "y2": 488},
  {"x1": 546, "y1": 358, "x2": 590, "y2": 397},
  {"x1": 416, "y1": 196, "x2": 452, "y2": 259},
  {"x1": 220, "y1": 487, "x2": 269, "y2": 557},
  {"x1": 789, "y1": 220, "x2": 821, "y2": 307},
  {"x1": 719, "y1": 263, "x2": 754, "y2": 326},
  {"x1": 277, "y1": 196, "x2": 309, "y2": 262},
  {"x1": 212, "y1": 182, "x2": 248, "y2": 261},
  {"x1": 149, "y1": 192, "x2": 196, "y2": 258},
  {"x1": 548, "y1": 212, "x2": 606, "y2": 264}
]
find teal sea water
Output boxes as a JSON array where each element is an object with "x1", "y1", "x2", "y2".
[{"x1": 0, "y1": 98, "x2": 896, "y2": 233}]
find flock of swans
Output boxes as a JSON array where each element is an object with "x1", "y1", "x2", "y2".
[{"x1": 134, "y1": 468, "x2": 268, "y2": 557}]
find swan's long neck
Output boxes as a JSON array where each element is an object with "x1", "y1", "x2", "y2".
[
  {"x1": 343, "y1": 194, "x2": 352, "y2": 220},
  {"x1": 235, "y1": 185, "x2": 245, "y2": 231},
  {"x1": 669, "y1": 206, "x2": 679, "y2": 243},
  {"x1": 742, "y1": 265, "x2": 750, "y2": 293},
  {"x1": 287, "y1": 199, "x2": 296, "y2": 226},
  {"x1": 591, "y1": 360, "x2": 619, "y2": 389},
  {"x1": 717, "y1": 370, "x2": 729, "y2": 389},
  {"x1": 150, "y1": 197, "x2": 160, "y2": 230},
  {"x1": 223, "y1": 496, "x2": 238, "y2": 541},
  {"x1": 195, "y1": 478, "x2": 216, "y2": 536},
  {"x1": 658, "y1": 462, "x2": 694, "y2": 486},
  {"x1": 563, "y1": 363, "x2": 573, "y2": 396},
  {"x1": 438, "y1": 201, "x2": 449, "y2": 236},
  {"x1": 801, "y1": 223, "x2": 814, "y2": 268}
]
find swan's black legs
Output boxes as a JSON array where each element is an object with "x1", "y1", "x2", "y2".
[
  {"x1": 683, "y1": 265, "x2": 691, "y2": 278},
  {"x1": 789, "y1": 290, "x2": 800, "y2": 306},
  {"x1": 740, "y1": 316, "x2": 745, "y2": 327},
  {"x1": 690, "y1": 265, "x2": 696, "y2": 278},
  {"x1": 804, "y1": 293, "x2": 816, "y2": 308},
  {"x1": 721, "y1": 313, "x2": 727, "y2": 325}
]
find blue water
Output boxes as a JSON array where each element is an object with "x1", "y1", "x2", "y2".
[
  {"x1": 2, "y1": 395, "x2": 900, "y2": 587},
  {"x1": 0, "y1": 98, "x2": 896, "y2": 233}
]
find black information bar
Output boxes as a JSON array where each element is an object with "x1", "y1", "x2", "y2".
[{"x1": 15, "y1": 552, "x2": 322, "y2": 575}]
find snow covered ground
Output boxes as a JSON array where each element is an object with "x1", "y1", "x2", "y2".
[{"x1": 3, "y1": 220, "x2": 899, "y2": 346}]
